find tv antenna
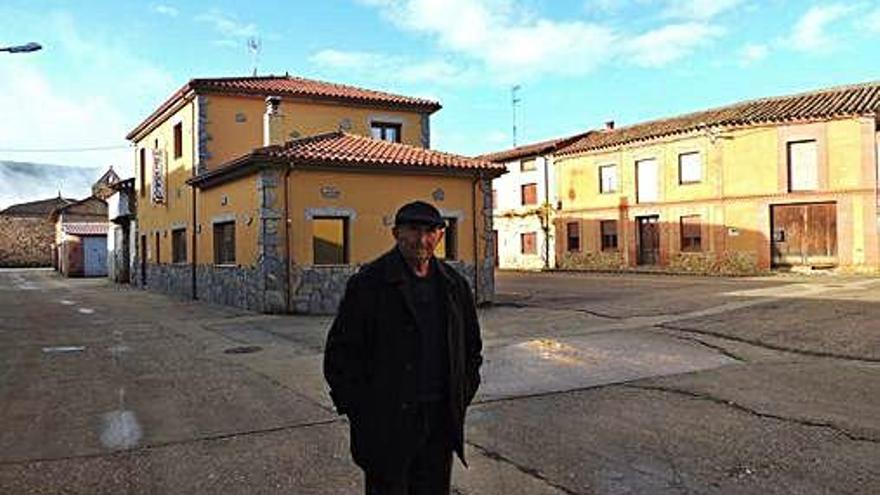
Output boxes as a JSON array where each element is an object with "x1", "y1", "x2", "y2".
[
  {"x1": 511, "y1": 85, "x2": 521, "y2": 147},
  {"x1": 247, "y1": 37, "x2": 261, "y2": 76}
]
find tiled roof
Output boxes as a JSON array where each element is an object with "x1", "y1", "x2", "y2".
[
  {"x1": 189, "y1": 132, "x2": 505, "y2": 188},
  {"x1": 63, "y1": 222, "x2": 108, "y2": 236},
  {"x1": 127, "y1": 75, "x2": 441, "y2": 140},
  {"x1": 1, "y1": 196, "x2": 75, "y2": 217},
  {"x1": 559, "y1": 81, "x2": 880, "y2": 156},
  {"x1": 479, "y1": 131, "x2": 593, "y2": 163}
]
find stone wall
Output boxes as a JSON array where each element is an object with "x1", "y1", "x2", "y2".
[
  {"x1": 0, "y1": 216, "x2": 54, "y2": 267},
  {"x1": 145, "y1": 263, "x2": 193, "y2": 299},
  {"x1": 291, "y1": 264, "x2": 360, "y2": 315},
  {"x1": 196, "y1": 264, "x2": 264, "y2": 311},
  {"x1": 290, "y1": 261, "x2": 477, "y2": 315},
  {"x1": 558, "y1": 250, "x2": 627, "y2": 271},
  {"x1": 666, "y1": 251, "x2": 763, "y2": 275}
]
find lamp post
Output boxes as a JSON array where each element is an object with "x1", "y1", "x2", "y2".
[{"x1": 0, "y1": 42, "x2": 42, "y2": 53}]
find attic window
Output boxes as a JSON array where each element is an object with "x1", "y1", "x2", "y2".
[{"x1": 371, "y1": 122, "x2": 402, "y2": 143}]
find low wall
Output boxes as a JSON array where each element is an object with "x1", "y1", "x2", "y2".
[{"x1": 0, "y1": 216, "x2": 54, "y2": 267}]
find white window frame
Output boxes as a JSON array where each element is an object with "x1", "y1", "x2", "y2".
[{"x1": 599, "y1": 164, "x2": 618, "y2": 194}]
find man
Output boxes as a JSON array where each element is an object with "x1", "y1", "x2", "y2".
[{"x1": 324, "y1": 200, "x2": 483, "y2": 495}]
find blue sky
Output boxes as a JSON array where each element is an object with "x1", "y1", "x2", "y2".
[{"x1": 1, "y1": 0, "x2": 880, "y2": 192}]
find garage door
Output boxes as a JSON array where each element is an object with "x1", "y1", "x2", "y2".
[
  {"x1": 771, "y1": 203, "x2": 837, "y2": 268},
  {"x1": 83, "y1": 235, "x2": 108, "y2": 277}
]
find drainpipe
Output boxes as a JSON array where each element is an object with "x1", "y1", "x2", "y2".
[
  {"x1": 472, "y1": 173, "x2": 480, "y2": 303},
  {"x1": 190, "y1": 99, "x2": 198, "y2": 300},
  {"x1": 543, "y1": 154, "x2": 550, "y2": 270},
  {"x1": 284, "y1": 165, "x2": 292, "y2": 313}
]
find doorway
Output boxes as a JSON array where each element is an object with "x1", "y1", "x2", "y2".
[
  {"x1": 771, "y1": 202, "x2": 837, "y2": 268},
  {"x1": 637, "y1": 215, "x2": 660, "y2": 265}
]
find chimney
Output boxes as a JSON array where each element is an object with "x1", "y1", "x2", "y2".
[
  {"x1": 263, "y1": 96, "x2": 285, "y2": 146},
  {"x1": 604, "y1": 120, "x2": 615, "y2": 131}
]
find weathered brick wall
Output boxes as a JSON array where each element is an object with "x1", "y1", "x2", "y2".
[{"x1": 0, "y1": 216, "x2": 54, "y2": 267}]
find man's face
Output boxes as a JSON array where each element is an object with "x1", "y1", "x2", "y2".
[{"x1": 393, "y1": 223, "x2": 445, "y2": 264}]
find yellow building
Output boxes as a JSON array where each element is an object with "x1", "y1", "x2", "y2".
[
  {"x1": 126, "y1": 75, "x2": 504, "y2": 313},
  {"x1": 554, "y1": 81, "x2": 880, "y2": 274}
]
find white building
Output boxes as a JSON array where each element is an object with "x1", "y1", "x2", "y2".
[{"x1": 482, "y1": 133, "x2": 590, "y2": 270}]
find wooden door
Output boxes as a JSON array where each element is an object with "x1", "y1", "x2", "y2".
[
  {"x1": 771, "y1": 203, "x2": 837, "y2": 267},
  {"x1": 637, "y1": 216, "x2": 660, "y2": 265}
]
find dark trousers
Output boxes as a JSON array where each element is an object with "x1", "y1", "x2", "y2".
[{"x1": 365, "y1": 402, "x2": 453, "y2": 495}]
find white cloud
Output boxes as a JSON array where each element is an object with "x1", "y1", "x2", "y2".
[
  {"x1": 856, "y1": 7, "x2": 880, "y2": 34},
  {"x1": 661, "y1": 0, "x2": 745, "y2": 20},
  {"x1": 195, "y1": 9, "x2": 259, "y2": 40},
  {"x1": 152, "y1": 4, "x2": 179, "y2": 17},
  {"x1": 738, "y1": 43, "x2": 768, "y2": 66},
  {"x1": 358, "y1": 0, "x2": 726, "y2": 80},
  {"x1": 624, "y1": 22, "x2": 723, "y2": 67},
  {"x1": 310, "y1": 49, "x2": 476, "y2": 85},
  {"x1": 359, "y1": 0, "x2": 617, "y2": 80},
  {"x1": 787, "y1": 4, "x2": 853, "y2": 52},
  {"x1": 0, "y1": 12, "x2": 174, "y2": 178}
]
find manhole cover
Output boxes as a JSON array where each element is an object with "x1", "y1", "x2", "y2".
[{"x1": 223, "y1": 345, "x2": 262, "y2": 355}]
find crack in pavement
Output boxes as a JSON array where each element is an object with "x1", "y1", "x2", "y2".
[
  {"x1": 0, "y1": 417, "x2": 345, "y2": 467},
  {"x1": 467, "y1": 440, "x2": 587, "y2": 495},
  {"x1": 624, "y1": 384, "x2": 880, "y2": 445},
  {"x1": 655, "y1": 329, "x2": 747, "y2": 363},
  {"x1": 657, "y1": 323, "x2": 880, "y2": 364}
]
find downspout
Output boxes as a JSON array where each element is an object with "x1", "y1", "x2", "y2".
[
  {"x1": 284, "y1": 165, "x2": 292, "y2": 313},
  {"x1": 190, "y1": 98, "x2": 198, "y2": 300},
  {"x1": 471, "y1": 173, "x2": 480, "y2": 303},
  {"x1": 543, "y1": 154, "x2": 550, "y2": 270}
]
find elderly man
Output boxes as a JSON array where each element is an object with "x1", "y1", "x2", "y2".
[{"x1": 324, "y1": 200, "x2": 483, "y2": 495}]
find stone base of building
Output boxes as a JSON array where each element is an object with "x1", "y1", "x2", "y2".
[
  {"x1": 136, "y1": 263, "x2": 194, "y2": 299},
  {"x1": 559, "y1": 250, "x2": 766, "y2": 276},
  {"x1": 136, "y1": 260, "x2": 479, "y2": 315}
]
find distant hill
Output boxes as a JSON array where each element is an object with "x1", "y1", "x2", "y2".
[{"x1": 0, "y1": 161, "x2": 103, "y2": 210}]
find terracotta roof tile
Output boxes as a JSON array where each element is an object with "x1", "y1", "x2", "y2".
[
  {"x1": 479, "y1": 131, "x2": 593, "y2": 163},
  {"x1": 63, "y1": 223, "x2": 108, "y2": 236},
  {"x1": 190, "y1": 76, "x2": 441, "y2": 111},
  {"x1": 1, "y1": 196, "x2": 75, "y2": 217},
  {"x1": 560, "y1": 81, "x2": 880, "y2": 156},
  {"x1": 190, "y1": 132, "x2": 505, "y2": 188},
  {"x1": 127, "y1": 75, "x2": 441, "y2": 140}
]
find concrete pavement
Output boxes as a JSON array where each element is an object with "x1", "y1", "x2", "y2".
[{"x1": 1, "y1": 268, "x2": 879, "y2": 494}]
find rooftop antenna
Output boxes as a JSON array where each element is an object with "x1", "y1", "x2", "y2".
[
  {"x1": 247, "y1": 37, "x2": 261, "y2": 77},
  {"x1": 511, "y1": 85, "x2": 521, "y2": 147}
]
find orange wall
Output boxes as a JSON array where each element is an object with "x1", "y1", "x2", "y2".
[{"x1": 203, "y1": 95, "x2": 426, "y2": 169}]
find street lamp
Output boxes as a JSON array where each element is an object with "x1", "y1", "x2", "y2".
[{"x1": 0, "y1": 42, "x2": 42, "y2": 54}]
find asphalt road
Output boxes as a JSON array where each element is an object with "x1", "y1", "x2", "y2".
[{"x1": 1, "y1": 268, "x2": 879, "y2": 494}]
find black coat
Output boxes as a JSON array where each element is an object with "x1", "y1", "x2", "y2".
[{"x1": 323, "y1": 248, "x2": 483, "y2": 479}]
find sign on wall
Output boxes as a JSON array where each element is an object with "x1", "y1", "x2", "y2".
[{"x1": 152, "y1": 149, "x2": 166, "y2": 204}]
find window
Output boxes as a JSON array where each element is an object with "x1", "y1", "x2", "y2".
[
  {"x1": 599, "y1": 165, "x2": 618, "y2": 193},
  {"x1": 521, "y1": 183, "x2": 538, "y2": 206},
  {"x1": 678, "y1": 152, "x2": 701, "y2": 184},
  {"x1": 600, "y1": 220, "x2": 618, "y2": 251},
  {"x1": 680, "y1": 215, "x2": 702, "y2": 252},
  {"x1": 173, "y1": 123, "x2": 183, "y2": 159},
  {"x1": 370, "y1": 122, "x2": 402, "y2": 143},
  {"x1": 521, "y1": 232, "x2": 537, "y2": 255},
  {"x1": 521, "y1": 158, "x2": 536, "y2": 172},
  {"x1": 788, "y1": 140, "x2": 818, "y2": 191},
  {"x1": 213, "y1": 221, "x2": 236, "y2": 265},
  {"x1": 435, "y1": 218, "x2": 457, "y2": 260},
  {"x1": 154, "y1": 232, "x2": 161, "y2": 264},
  {"x1": 636, "y1": 158, "x2": 659, "y2": 203},
  {"x1": 566, "y1": 222, "x2": 580, "y2": 252},
  {"x1": 492, "y1": 189, "x2": 498, "y2": 209},
  {"x1": 139, "y1": 148, "x2": 146, "y2": 198},
  {"x1": 313, "y1": 217, "x2": 348, "y2": 265},
  {"x1": 172, "y1": 228, "x2": 186, "y2": 263}
]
